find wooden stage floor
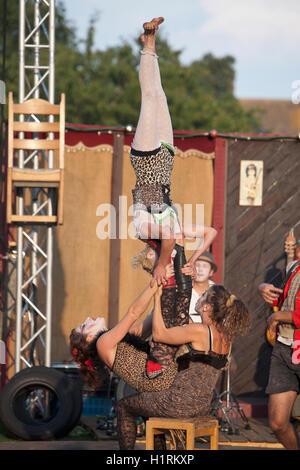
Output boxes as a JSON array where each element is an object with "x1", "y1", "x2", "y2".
[{"x1": 0, "y1": 416, "x2": 285, "y2": 451}]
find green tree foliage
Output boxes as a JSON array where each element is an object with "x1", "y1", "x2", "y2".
[{"x1": 1, "y1": 1, "x2": 261, "y2": 132}]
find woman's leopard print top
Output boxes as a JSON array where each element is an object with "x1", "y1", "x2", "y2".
[{"x1": 130, "y1": 145, "x2": 174, "y2": 188}]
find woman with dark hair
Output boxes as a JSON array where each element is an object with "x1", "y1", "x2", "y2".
[{"x1": 117, "y1": 283, "x2": 250, "y2": 450}]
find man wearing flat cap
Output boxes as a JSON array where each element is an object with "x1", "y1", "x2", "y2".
[{"x1": 189, "y1": 251, "x2": 218, "y2": 323}]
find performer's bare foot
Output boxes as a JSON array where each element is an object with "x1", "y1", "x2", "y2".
[
  {"x1": 143, "y1": 17, "x2": 164, "y2": 34},
  {"x1": 141, "y1": 17, "x2": 164, "y2": 52}
]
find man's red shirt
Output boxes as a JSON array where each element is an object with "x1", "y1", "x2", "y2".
[{"x1": 273, "y1": 261, "x2": 300, "y2": 363}]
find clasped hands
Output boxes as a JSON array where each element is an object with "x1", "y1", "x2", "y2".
[{"x1": 151, "y1": 260, "x2": 195, "y2": 288}]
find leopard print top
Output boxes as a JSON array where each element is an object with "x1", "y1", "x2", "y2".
[
  {"x1": 112, "y1": 334, "x2": 178, "y2": 393},
  {"x1": 130, "y1": 145, "x2": 174, "y2": 188}
]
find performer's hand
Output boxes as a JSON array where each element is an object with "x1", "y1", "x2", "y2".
[
  {"x1": 151, "y1": 264, "x2": 167, "y2": 287},
  {"x1": 258, "y1": 283, "x2": 283, "y2": 304},
  {"x1": 181, "y1": 262, "x2": 195, "y2": 279},
  {"x1": 165, "y1": 263, "x2": 175, "y2": 280}
]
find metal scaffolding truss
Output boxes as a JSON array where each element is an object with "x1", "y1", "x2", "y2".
[
  {"x1": 19, "y1": 0, "x2": 55, "y2": 102},
  {"x1": 13, "y1": 0, "x2": 56, "y2": 372}
]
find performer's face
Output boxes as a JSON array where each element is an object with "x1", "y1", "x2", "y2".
[
  {"x1": 146, "y1": 247, "x2": 158, "y2": 268},
  {"x1": 76, "y1": 317, "x2": 107, "y2": 342},
  {"x1": 146, "y1": 247, "x2": 157, "y2": 261},
  {"x1": 194, "y1": 260, "x2": 213, "y2": 282}
]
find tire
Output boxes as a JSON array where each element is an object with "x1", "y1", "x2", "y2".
[
  {"x1": 0, "y1": 366, "x2": 77, "y2": 440},
  {"x1": 60, "y1": 376, "x2": 83, "y2": 435},
  {"x1": 50, "y1": 364, "x2": 83, "y2": 435}
]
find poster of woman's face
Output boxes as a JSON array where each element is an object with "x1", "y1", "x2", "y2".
[{"x1": 239, "y1": 160, "x2": 264, "y2": 206}]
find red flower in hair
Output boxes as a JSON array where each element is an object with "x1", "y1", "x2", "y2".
[
  {"x1": 72, "y1": 348, "x2": 82, "y2": 365},
  {"x1": 84, "y1": 358, "x2": 95, "y2": 372},
  {"x1": 72, "y1": 347, "x2": 78, "y2": 357}
]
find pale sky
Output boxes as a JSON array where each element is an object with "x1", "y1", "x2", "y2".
[{"x1": 63, "y1": 0, "x2": 300, "y2": 100}]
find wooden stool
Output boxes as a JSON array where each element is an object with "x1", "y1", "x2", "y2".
[{"x1": 146, "y1": 417, "x2": 219, "y2": 450}]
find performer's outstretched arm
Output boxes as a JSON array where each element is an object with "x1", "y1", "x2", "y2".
[
  {"x1": 96, "y1": 282, "x2": 158, "y2": 367},
  {"x1": 129, "y1": 262, "x2": 175, "y2": 338},
  {"x1": 182, "y1": 224, "x2": 217, "y2": 265}
]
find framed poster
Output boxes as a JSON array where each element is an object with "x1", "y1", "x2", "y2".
[{"x1": 239, "y1": 160, "x2": 263, "y2": 206}]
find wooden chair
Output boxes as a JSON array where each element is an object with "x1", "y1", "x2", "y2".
[
  {"x1": 145, "y1": 417, "x2": 219, "y2": 450},
  {"x1": 7, "y1": 92, "x2": 65, "y2": 224}
]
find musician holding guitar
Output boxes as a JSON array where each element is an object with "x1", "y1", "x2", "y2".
[{"x1": 258, "y1": 229, "x2": 300, "y2": 450}]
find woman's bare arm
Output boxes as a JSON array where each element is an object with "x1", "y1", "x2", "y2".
[
  {"x1": 97, "y1": 282, "x2": 157, "y2": 366},
  {"x1": 129, "y1": 262, "x2": 175, "y2": 338},
  {"x1": 152, "y1": 287, "x2": 206, "y2": 345},
  {"x1": 129, "y1": 309, "x2": 153, "y2": 338},
  {"x1": 182, "y1": 224, "x2": 217, "y2": 264}
]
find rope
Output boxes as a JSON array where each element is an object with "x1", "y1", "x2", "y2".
[{"x1": 65, "y1": 125, "x2": 300, "y2": 143}]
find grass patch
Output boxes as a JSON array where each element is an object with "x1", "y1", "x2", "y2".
[
  {"x1": 0, "y1": 422, "x2": 95, "y2": 443},
  {"x1": 64, "y1": 425, "x2": 95, "y2": 441}
]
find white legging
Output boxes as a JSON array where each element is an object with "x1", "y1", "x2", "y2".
[{"x1": 132, "y1": 50, "x2": 173, "y2": 151}]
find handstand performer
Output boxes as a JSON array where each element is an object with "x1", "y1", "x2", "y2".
[
  {"x1": 130, "y1": 17, "x2": 181, "y2": 288},
  {"x1": 129, "y1": 17, "x2": 219, "y2": 378}
]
